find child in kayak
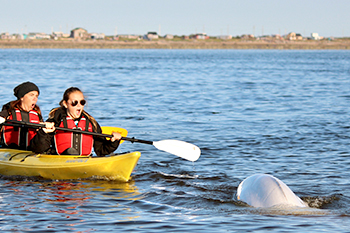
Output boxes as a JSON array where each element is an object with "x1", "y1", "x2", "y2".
[
  {"x1": 31, "y1": 87, "x2": 121, "y2": 156},
  {"x1": 0, "y1": 81, "x2": 53, "y2": 150}
]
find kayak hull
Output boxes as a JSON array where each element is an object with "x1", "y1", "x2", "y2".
[{"x1": 0, "y1": 149, "x2": 141, "y2": 182}]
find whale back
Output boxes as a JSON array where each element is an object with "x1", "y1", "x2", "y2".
[{"x1": 237, "y1": 174, "x2": 307, "y2": 208}]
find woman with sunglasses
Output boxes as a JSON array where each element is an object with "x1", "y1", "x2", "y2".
[{"x1": 31, "y1": 87, "x2": 121, "y2": 156}]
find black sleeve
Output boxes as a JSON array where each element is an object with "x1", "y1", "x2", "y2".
[
  {"x1": 93, "y1": 122, "x2": 121, "y2": 157},
  {"x1": 30, "y1": 109, "x2": 61, "y2": 154},
  {"x1": 0, "y1": 102, "x2": 11, "y2": 118},
  {"x1": 0, "y1": 109, "x2": 9, "y2": 118},
  {"x1": 30, "y1": 129, "x2": 54, "y2": 154}
]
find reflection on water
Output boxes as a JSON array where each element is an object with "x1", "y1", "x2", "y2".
[{"x1": 0, "y1": 178, "x2": 143, "y2": 231}]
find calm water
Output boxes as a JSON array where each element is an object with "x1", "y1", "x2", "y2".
[{"x1": 0, "y1": 49, "x2": 350, "y2": 232}]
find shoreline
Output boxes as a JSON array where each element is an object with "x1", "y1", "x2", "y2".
[{"x1": 0, "y1": 39, "x2": 350, "y2": 49}]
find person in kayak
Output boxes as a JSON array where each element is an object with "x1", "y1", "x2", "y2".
[
  {"x1": 30, "y1": 87, "x2": 121, "y2": 156},
  {"x1": 0, "y1": 81, "x2": 54, "y2": 150}
]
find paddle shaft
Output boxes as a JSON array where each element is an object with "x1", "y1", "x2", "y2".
[
  {"x1": 3, "y1": 119, "x2": 200, "y2": 161},
  {"x1": 3, "y1": 120, "x2": 154, "y2": 145}
]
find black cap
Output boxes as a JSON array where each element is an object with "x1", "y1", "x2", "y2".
[{"x1": 13, "y1": 82, "x2": 40, "y2": 99}]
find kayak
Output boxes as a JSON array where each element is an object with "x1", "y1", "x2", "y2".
[{"x1": 0, "y1": 148, "x2": 141, "y2": 182}]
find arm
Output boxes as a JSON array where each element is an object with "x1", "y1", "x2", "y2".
[
  {"x1": 93, "y1": 123, "x2": 121, "y2": 157},
  {"x1": 0, "y1": 102, "x2": 11, "y2": 119},
  {"x1": 30, "y1": 109, "x2": 61, "y2": 154},
  {"x1": 0, "y1": 110, "x2": 9, "y2": 119},
  {"x1": 30, "y1": 128, "x2": 54, "y2": 154}
]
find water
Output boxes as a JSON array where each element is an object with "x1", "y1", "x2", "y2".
[{"x1": 0, "y1": 49, "x2": 350, "y2": 232}]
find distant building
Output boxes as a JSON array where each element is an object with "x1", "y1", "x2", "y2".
[
  {"x1": 272, "y1": 34, "x2": 283, "y2": 40},
  {"x1": 27, "y1": 32, "x2": 51, "y2": 40},
  {"x1": 192, "y1": 33, "x2": 209, "y2": 39},
  {"x1": 52, "y1": 31, "x2": 70, "y2": 39},
  {"x1": 13, "y1": 34, "x2": 25, "y2": 40},
  {"x1": 26, "y1": 33, "x2": 36, "y2": 40},
  {"x1": 164, "y1": 34, "x2": 174, "y2": 39},
  {"x1": 311, "y1": 33, "x2": 321, "y2": 40},
  {"x1": 216, "y1": 35, "x2": 232, "y2": 40},
  {"x1": 241, "y1": 34, "x2": 255, "y2": 39},
  {"x1": 90, "y1": 33, "x2": 105, "y2": 40},
  {"x1": 0, "y1": 32, "x2": 26, "y2": 40},
  {"x1": 0, "y1": 32, "x2": 13, "y2": 39},
  {"x1": 286, "y1": 32, "x2": 296, "y2": 40},
  {"x1": 70, "y1": 28, "x2": 88, "y2": 39},
  {"x1": 145, "y1": 32, "x2": 159, "y2": 40},
  {"x1": 296, "y1": 33, "x2": 303, "y2": 40},
  {"x1": 118, "y1": 34, "x2": 141, "y2": 39}
]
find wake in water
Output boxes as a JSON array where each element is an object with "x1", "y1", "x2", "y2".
[{"x1": 133, "y1": 164, "x2": 346, "y2": 216}]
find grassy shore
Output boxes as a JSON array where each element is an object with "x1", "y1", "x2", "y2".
[{"x1": 1, "y1": 39, "x2": 350, "y2": 49}]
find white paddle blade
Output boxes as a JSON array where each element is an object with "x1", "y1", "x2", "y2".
[{"x1": 153, "y1": 140, "x2": 201, "y2": 162}]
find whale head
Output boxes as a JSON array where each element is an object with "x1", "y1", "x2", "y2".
[{"x1": 237, "y1": 174, "x2": 308, "y2": 208}]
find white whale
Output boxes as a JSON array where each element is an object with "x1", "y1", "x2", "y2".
[{"x1": 236, "y1": 174, "x2": 308, "y2": 208}]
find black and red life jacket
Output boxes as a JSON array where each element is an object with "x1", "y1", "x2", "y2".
[
  {"x1": 54, "y1": 114, "x2": 94, "y2": 156},
  {"x1": 2, "y1": 109, "x2": 41, "y2": 150}
]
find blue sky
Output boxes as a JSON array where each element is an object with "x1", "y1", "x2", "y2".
[{"x1": 0, "y1": 0, "x2": 348, "y2": 38}]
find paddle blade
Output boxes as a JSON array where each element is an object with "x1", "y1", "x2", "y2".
[
  {"x1": 101, "y1": 126, "x2": 128, "y2": 144},
  {"x1": 153, "y1": 140, "x2": 201, "y2": 162}
]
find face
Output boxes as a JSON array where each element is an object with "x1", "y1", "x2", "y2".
[
  {"x1": 20, "y1": 91, "x2": 39, "y2": 112},
  {"x1": 63, "y1": 91, "x2": 86, "y2": 119}
]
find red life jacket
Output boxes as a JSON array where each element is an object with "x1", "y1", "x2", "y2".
[
  {"x1": 54, "y1": 114, "x2": 94, "y2": 156},
  {"x1": 2, "y1": 109, "x2": 41, "y2": 150}
]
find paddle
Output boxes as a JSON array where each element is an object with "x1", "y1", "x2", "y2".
[
  {"x1": 100, "y1": 126, "x2": 128, "y2": 144},
  {"x1": 102, "y1": 127, "x2": 201, "y2": 162},
  {"x1": 2, "y1": 120, "x2": 201, "y2": 162}
]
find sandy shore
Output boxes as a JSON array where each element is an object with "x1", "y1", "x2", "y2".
[{"x1": 0, "y1": 39, "x2": 349, "y2": 49}]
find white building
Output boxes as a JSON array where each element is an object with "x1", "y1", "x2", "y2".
[
  {"x1": 27, "y1": 33, "x2": 51, "y2": 40},
  {"x1": 90, "y1": 33, "x2": 105, "y2": 40},
  {"x1": 164, "y1": 34, "x2": 174, "y2": 39},
  {"x1": 217, "y1": 35, "x2": 232, "y2": 40},
  {"x1": 192, "y1": 33, "x2": 209, "y2": 39},
  {"x1": 52, "y1": 31, "x2": 70, "y2": 38},
  {"x1": 311, "y1": 33, "x2": 321, "y2": 40},
  {"x1": 118, "y1": 34, "x2": 141, "y2": 39},
  {"x1": 145, "y1": 32, "x2": 159, "y2": 40}
]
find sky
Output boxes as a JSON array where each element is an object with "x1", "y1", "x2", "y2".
[{"x1": 0, "y1": 0, "x2": 349, "y2": 38}]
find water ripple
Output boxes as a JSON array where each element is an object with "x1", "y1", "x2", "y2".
[{"x1": 1, "y1": 49, "x2": 350, "y2": 232}]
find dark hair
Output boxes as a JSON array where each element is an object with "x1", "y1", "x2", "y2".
[
  {"x1": 49, "y1": 87, "x2": 98, "y2": 130},
  {"x1": 59, "y1": 87, "x2": 82, "y2": 107},
  {"x1": 8, "y1": 100, "x2": 42, "y2": 115}
]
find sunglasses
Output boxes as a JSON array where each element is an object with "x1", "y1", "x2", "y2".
[{"x1": 69, "y1": 99, "x2": 86, "y2": 107}]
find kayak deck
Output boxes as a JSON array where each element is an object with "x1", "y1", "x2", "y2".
[{"x1": 0, "y1": 149, "x2": 141, "y2": 182}]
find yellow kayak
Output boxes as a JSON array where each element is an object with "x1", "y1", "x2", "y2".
[{"x1": 0, "y1": 148, "x2": 141, "y2": 182}]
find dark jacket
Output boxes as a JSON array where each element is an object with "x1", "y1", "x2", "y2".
[
  {"x1": 0, "y1": 102, "x2": 12, "y2": 118},
  {"x1": 30, "y1": 108, "x2": 120, "y2": 157},
  {"x1": 0, "y1": 102, "x2": 43, "y2": 150}
]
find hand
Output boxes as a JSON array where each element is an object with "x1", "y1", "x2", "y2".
[
  {"x1": 0, "y1": 116, "x2": 5, "y2": 124},
  {"x1": 111, "y1": 132, "x2": 122, "y2": 142},
  {"x1": 42, "y1": 122, "x2": 56, "y2": 134}
]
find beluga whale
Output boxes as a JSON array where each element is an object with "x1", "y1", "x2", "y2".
[{"x1": 236, "y1": 174, "x2": 308, "y2": 208}]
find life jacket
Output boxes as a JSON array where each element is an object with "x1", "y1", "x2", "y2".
[
  {"x1": 2, "y1": 109, "x2": 41, "y2": 150},
  {"x1": 54, "y1": 114, "x2": 94, "y2": 156}
]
